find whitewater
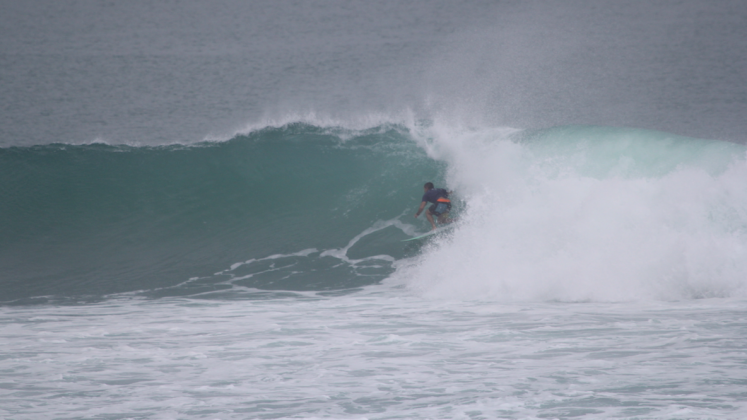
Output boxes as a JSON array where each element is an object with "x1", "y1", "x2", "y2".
[
  {"x1": 3, "y1": 1, "x2": 747, "y2": 419},
  {"x1": 4, "y1": 289, "x2": 747, "y2": 419}
]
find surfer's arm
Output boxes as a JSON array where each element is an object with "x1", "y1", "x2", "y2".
[{"x1": 414, "y1": 201, "x2": 427, "y2": 218}]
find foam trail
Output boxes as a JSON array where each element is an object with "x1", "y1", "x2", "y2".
[
  {"x1": 320, "y1": 218, "x2": 415, "y2": 265},
  {"x1": 399, "y1": 125, "x2": 747, "y2": 301}
]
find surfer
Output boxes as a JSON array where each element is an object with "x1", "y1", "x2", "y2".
[{"x1": 414, "y1": 182, "x2": 453, "y2": 230}]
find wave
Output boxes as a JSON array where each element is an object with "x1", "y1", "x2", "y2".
[
  {"x1": 400, "y1": 124, "x2": 747, "y2": 301},
  {"x1": 2, "y1": 122, "x2": 746, "y2": 303},
  {"x1": 0, "y1": 123, "x2": 443, "y2": 303}
]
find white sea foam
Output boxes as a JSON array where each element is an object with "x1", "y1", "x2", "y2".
[
  {"x1": 398, "y1": 124, "x2": 747, "y2": 302},
  {"x1": 1, "y1": 293, "x2": 746, "y2": 419}
]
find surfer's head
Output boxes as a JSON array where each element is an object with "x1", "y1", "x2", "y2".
[{"x1": 424, "y1": 182, "x2": 434, "y2": 190}]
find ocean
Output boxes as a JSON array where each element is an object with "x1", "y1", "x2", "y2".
[{"x1": 2, "y1": 1, "x2": 747, "y2": 419}]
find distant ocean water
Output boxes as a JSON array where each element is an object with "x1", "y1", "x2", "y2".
[{"x1": 2, "y1": 1, "x2": 747, "y2": 419}]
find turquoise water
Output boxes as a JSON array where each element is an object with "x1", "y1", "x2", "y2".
[
  {"x1": 1, "y1": 124, "x2": 442, "y2": 303},
  {"x1": 3, "y1": 1, "x2": 747, "y2": 418}
]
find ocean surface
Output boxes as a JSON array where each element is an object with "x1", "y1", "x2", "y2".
[{"x1": 2, "y1": 1, "x2": 747, "y2": 419}]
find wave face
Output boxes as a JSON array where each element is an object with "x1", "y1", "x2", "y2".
[
  {"x1": 0, "y1": 124, "x2": 442, "y2": 303},
  {"x1": 3, "y1": 122, "x2": 747, "y2": 303}
]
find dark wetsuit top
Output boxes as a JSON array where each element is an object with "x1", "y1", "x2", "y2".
[{"x1": 422, "y1": 188, "x2": 449, "y2": 204}]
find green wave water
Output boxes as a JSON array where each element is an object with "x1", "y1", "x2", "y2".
[
  {"x1": 3, "y1": 122, "x2": 747, "y2": 304},
  {"x1": 516, "y1": 125, "x2": 745, "y2": 178},
  {"x1": 0, "y1": 124, "x2": 443, "y2": 303}
]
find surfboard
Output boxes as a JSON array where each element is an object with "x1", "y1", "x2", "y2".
[{"x1": 402, "y1": 226, "x2": 451, "y2": 242}]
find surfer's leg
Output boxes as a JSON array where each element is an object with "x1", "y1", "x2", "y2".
[
  {"x1": 425, "y1": 210, "x2": 438, "y2": 230},
  {"x1": 437, "y1": 213, "x2": 453, "y2": 225}
]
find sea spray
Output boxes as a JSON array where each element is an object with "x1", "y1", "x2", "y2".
[{"x1": 401, "y1": 125, "x2": 747, "y2": 301}]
